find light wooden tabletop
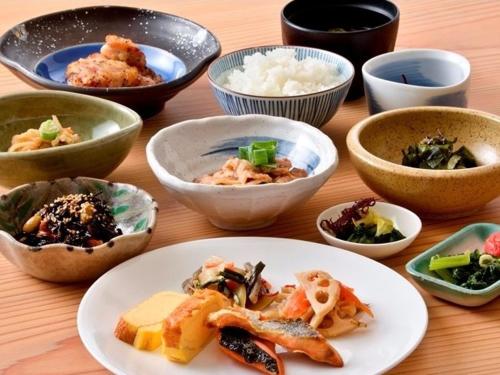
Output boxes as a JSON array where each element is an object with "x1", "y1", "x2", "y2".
[{"x1": 0, "y1": 0, "x2": 499, "y2": 374}]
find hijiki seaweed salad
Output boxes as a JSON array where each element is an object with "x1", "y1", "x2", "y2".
[
  {"x1": 320, "y1": 198, "x2": 405, "y2": 244},
  {"x1": 16, "y1": 193, "x2": 122, "y2": 247}
]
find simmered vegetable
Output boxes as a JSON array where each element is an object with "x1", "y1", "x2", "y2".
[{"x1": 182, "y1": 257, "x2": 276, "y2": 308}]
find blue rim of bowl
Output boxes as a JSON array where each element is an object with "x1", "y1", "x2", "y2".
[
  {"x1": 280, "y1": 0, "x2": 400, "y2": 35},
  {"x1": 316, "y1": 201, "x2": 422, "y2": 249},
  {"x1": 146, "y1": 114, "x2": 339, "y2": 191},
  {"x1": 0, "y1": 90, "x2": 142, "y2": 158},
  {"x1": 0, "y1": 177, "x2": 158, "y2": 252},
  {"x1": 347, "y1": 106, "x2": 500, "y2": 177},
  {"x1": 207, "y1": 45, "x2": 355, "y2": 99},
  {"x1": 0, "y1": 5, "x2": 221, "y2": 93},
  {"x1": 362, "y1": 48, "x2": 471, "y2": 91},
  {"x1": 405, "y1": 223, "x2": 500, "y2": 295}
]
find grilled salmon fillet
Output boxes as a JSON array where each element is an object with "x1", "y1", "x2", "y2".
[{"x1": 208, "y1": 307, "x2": 343, "y2": 367}]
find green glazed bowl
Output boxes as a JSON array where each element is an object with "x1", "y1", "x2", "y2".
[
  {"x1": 406, "y1": 223, "x2": 500, "y2": 307},
  {"x1": 0, "y1": 90, "x2": 142, "y2": 187},
  {"x1": 0, "y1": 177, "x2": 157, "y2": 282}
]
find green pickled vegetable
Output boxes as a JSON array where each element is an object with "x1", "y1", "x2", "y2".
[{"x1": 429, "y1": 252, "x2": 471, "y2": 271}]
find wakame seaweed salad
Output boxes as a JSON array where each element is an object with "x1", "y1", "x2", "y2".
[{"x1": 402, "y1": 132, "x2": 477, "y2": 170}]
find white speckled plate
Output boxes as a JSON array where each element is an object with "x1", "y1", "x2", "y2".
[{"x1": 78, "y1": 237, "x2": 428, "y2": 375}]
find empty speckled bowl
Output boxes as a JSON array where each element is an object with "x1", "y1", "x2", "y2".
[
  {"x1": 0, "y1": 6, "x2": 220, "y2": 117},
  {"x1": 363, "y1": 49, "x2": 470, "y2": 114},
  {"x1": 406, "y1": 223, "x2": 500, "y2": 306},
  {"x1": 0, "y1": 177, "x2": 157, "y2": 282},
  {"x1": 347, "y1": 107, "x2": 500, "y2": 218},
  {"x1": 0, "y1": 90, "x2": 142, "y2": 188}
]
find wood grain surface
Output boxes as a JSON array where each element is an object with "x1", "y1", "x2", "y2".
[{"x1": 0, "y1": 0, "x2": 499, "y2": 374}]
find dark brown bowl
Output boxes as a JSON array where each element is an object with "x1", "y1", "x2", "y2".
[
  {"x1": 0, "y1": 6, "x2": 221, "y2": 118},
  {"x1": 281, "y1": 0, "x2": 399, "y2": 100}
]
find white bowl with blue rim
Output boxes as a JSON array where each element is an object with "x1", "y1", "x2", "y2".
[
  {"x1": 207, "y1": 45, "x2": 354, "y2": 128},
  {"x1": 362, "y1": 49, "x2": 471, "y2": 114},
  {"x1": 146, "y1": 114, "x2": 338, "y2": 230}
]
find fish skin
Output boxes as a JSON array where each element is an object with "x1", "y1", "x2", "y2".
[{"x1": 208, "y1": 307, "x2": 344, "y2": 367}]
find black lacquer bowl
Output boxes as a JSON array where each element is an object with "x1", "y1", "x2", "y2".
[
  {"x1": 0, "y1": 6, "x2": 221, "y2": 117},
  {"x1": 281, "y1": 0, "x2": 399, "y2": 100}
]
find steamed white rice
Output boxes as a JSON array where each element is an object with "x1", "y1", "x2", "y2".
[{"x1": 224, "y1": 48, "x2": 342, "y2": 96}]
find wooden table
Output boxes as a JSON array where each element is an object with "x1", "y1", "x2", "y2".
[{"x1": 0, "y1": 0, "x2": 499, "y2": 373}]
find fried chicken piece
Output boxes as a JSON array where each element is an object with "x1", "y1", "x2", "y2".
[
  {"x1": 65, "y1": 35, "x2": 162, "y2": 88},
  {"x1": 100, "y1": 35, "x2": 146, "y2": 69}
]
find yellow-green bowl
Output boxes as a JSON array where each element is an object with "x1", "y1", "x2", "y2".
[
  {"x1": 0, "y1": 91, "x2": 142, "y2": 187},
  {"x1": 347, "y1": 106, "x2": 500, "y2": 218}
]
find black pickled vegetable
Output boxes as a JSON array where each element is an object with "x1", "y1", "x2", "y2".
[{"x1": 402, "y1": 132, "x2": 477, "y2": 170}]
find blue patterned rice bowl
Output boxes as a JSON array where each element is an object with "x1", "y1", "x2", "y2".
[{"x1": 208, "y1": 46, "x2": 354, "y2": 128}]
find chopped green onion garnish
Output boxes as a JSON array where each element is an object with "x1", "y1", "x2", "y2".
[
  {"x1": 238, "y1": 146, "x2": 250, "y2": 160},
  {"x1": 478, "y1": 254, "x2": 495, "y2": 268},
  {"x1": 252, "y1": 140, "x2": 277, "y2": 149},
  {"x1": 429, "y1": 252, "x2": 471, "y2": 271},
  {"x1": 39, "y1": 117, "x2": 62, "y2": 141},
  {"x1": 252, "y1": 149, "x2": 268, "y2": 165},
  {"x1": 238, "y1": 140, "x2": 278, "y2": 166}
]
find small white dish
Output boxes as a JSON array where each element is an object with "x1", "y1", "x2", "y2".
[
  {"x1": 78, "y1": 237, "x2": 428, "y2": 375},
  {"x1": 317, "y1": 201, "x2": 422, "y2": 260},
  {"x1": 146, "y1": 114, "x2": 338, "y2": 230},
  {"x1": 362, "y1": 48, "x2": 470, "y2": 114}
]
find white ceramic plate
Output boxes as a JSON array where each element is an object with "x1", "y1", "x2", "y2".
[{"x1": 78, "y1": 237, "x2": 428, "y2": 375}]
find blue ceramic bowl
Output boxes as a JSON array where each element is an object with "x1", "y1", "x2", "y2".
[
  {"x1": 363, "y1": 49, "x2": 470, "y2": 114},
  {"x1": 0, "y1": 6, "x2": 220, "y2": 117},
  {"x1": 406, "y1": 223, "x2": 500, "y2": 307},
  {"x1": 207, "y1": 45, "x2": 354, "y2": 128},
  {"x1": 146, "y1": 114, "x2": 339, "y2": 230}
]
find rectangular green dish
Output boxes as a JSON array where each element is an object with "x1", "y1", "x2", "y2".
[{"x1": 406, "y1": 223, "x2": 500, "y2": 307}]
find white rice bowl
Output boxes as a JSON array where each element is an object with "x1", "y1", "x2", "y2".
[{"x1": 224, "y1": 48, "x2": 343, "y2": 96}]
